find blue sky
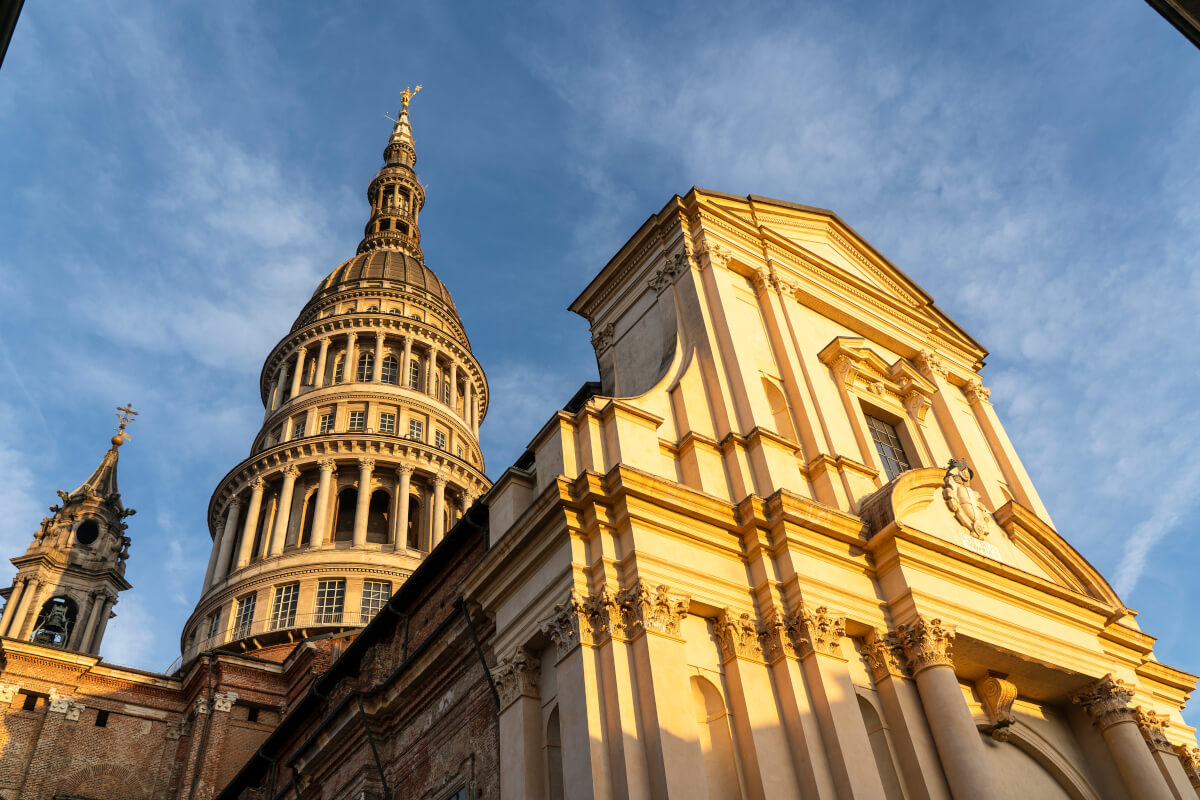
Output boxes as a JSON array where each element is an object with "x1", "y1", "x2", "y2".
[{"x1": 0, "y1": 1, "x2": 1197, "y2": 679}]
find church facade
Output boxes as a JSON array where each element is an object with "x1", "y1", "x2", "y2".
[{"x1": 0, "y1": 104, "x2": 1198, "y2": 800}]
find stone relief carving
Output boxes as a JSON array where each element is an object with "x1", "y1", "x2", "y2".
[
  {"x1": 0, "y1": 682, "x2": 21, "y2": 704},
  {"x1": 695, "y1": 241, "x2": 730, "y2": 270},
  {"x1": 786, "y1": 605, "x2": 847, "y2": 658},
  {"x1": 615, "y1": 582, "x2": 690, "y2": 637},
  {"x1": 490, "y1": 647, "x2": 540, "y2": 710},
  {"x1": 1073, "y1": 674, "x2": 1135, "y2": 730},
  {"x1": 759, "y1": 612, "x2": 797, "y2": 662},
  {"x1": 166, "y1": 720, "x2": 187, "y2": 740},
  {"x1": 713, "y1": 608, "x2": 764, "y2": 661},
  {"x1": 590, "y1": 323, "x2": 615, "y2": 356},
  {"x1": 1172, "y1": 744, "x2": 1200, "y2": 789},
  {"x1": 896, "y1": 617, "x2": 955, "y2": 674},
  {"x1": 915, "y1": 349, "x2": 948, "y2": 379},
  {"x1": 861, "y1": 634, "x2": 907, "y2": 680},
  {"x1": 540, "y1": 590, "x2": 588, "y2": 659},
  {"x1": 1133, "y1": 706, "x2": 1174, "y2": 753},
  {"x1": 902, "y1": 388, "x2": 932, "y2": 423},
  {"x1": 213, "y1": 691, "x2": 238, "y2": 712},
  {"x1": 976, "y1": 675, "x2": 1018, "y2": 740},
  {"x1": 648, "y1": 252, "x2": 688, "y2": 292},
  {"x1": 943, "y1": 459, "x2": 991, "y2": 538},
  {"x1": 963, "y1": 377, "x2": 991, "y2": 405}
]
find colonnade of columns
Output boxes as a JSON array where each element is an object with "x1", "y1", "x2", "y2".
[
  {"x1": 202, "y1": 459, "x2": 474, "y2": 593},
  {"x1": 0, "y1": 577, "x2": 115, "y2": 656},
  {"x1": 266, "y1": 328, "x2": 481, "y2": 436}
]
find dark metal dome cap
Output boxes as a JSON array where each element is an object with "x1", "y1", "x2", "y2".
[{"x1": 312, "y1": 250, "x2": 458, "y2": 312}]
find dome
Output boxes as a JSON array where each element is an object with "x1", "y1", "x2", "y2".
[{"x1": 312, "y1": 249, "x2": 457, "y2": 313}]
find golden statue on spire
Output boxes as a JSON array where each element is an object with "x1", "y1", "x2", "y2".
[
  {"x1": 400, "y1": 85, "x2": 423, "y2": 110},
  {"x1": 113, "y1": 403, "x2": 139, "y2": 447}
]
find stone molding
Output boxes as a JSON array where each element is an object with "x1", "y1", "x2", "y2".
[
  {"x1": 0, "y1": 682, "x2": 21, "y2": 704},
  {"x1": 976, "y1": 675, "x2": 1018, "y2": 740},
  {"x1": 714, "y1": 608, "x2": 764, "y2": 662},
  {"x1": 861, "y1": 634, "x2": 907, "y2": 680},
  {"x1": 1073, "y1": 674, "x2": 1135, "y2": 731},
  {"x1": 48, "y1": 689, "x2": 85, "y2": 721},
  {"x1": 166, "y1": 720, "x2": 187, "y2": 740},
  {"x1": 491, "y1": 647, "x2": 539, "y2": 710},
  {"x1": 214, "y1": 691, "x2": 238, "y2": 712},
  {"x1": 590, "y1": 323, "x2": 615, "y2": 356},
  {"x1": 1133, "y1": 706, "x2": 1174, "y2": 753},
  {"x1": 896, "y1": 617, "x2": 955, "y2": 674}
]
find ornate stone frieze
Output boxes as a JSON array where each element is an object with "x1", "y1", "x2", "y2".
[
  {"x1": 713, "y1": 608, "x2": 764, "y2": 662},
  {"x1": 0, "y1": 682, "x2": 21, "y2": 703},
  {"x1": 590, "y1": 323, "x2": 615, "y2": 356},
  {"x1": 1133, "y1": 706, "x2": 1174, "y2": 753},
  {"x1": 1073, "y1": 674, "x2": 1135, "y2": 731},
  {"x1": 915, "y1": 349, "x2": 948, "y2": 379},
  {"x1": 615, "y1": 582, "x2": 689, "y2": 637},
  {"x1": 861, "y1": 634, "x2": 907, "y2": 680},
  {"x1": 786, "y1": 605, "x2": 847, "y2": 658},
  {"x1": 976, "y1": 675, "x2": 1018, "y2": 741},
  {"x1": 490, "y1": 647, "x2": 540, "y2": 710},
  {"x1": 963, "y1": 377, "x2": 991, "y2": 405},
  {"x1": 943, "y1": 459, "x2": 991, "y2": 538},
  {"x1": 213, "y1": 691, "x2": 238, "y2": 712},
  {"x1": 896, "y1": 617, "x2": 955, "y2": 674}
]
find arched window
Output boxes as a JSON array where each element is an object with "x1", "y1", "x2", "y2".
[
  {"x1": 547, "y1": 706, "x2": 564, "y2": 800},
  {"x1": 367, "y1": 490, "x2": 390, "y2": 543},
  {"x1": 333, "y1": 487, "x2": 357, "y2": 542},
  {"x1": 332, "y1": 355, "x2": 344, "y2": 383},
  {"x1": 31, "y1": 597, "x2": 78, "y2": 649},
  {"x1": 298, "y1": 491, "x2": 318, "y2": 547},
  {"x1": 357, "y1": 351, "x2": 374, "y2": 382},
  {"x1": 408, "y1": 357, "x2": 422, "y2": 389},
  {"x1": 407, "y1": 495, "x2": 422, "y2": 550},
  {"x1": 381, "y1": 355, "x2": 399, "y2": 384},
  {"x1": 690, "y1": 675, "x2": 741, "y2": 799}
]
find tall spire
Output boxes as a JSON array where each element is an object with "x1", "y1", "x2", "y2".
[{"x1": 357, "y1": 87, "x2": 427, "y2": 256}]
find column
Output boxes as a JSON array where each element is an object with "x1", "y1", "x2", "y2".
[
  {"x1": 10, "y1": 579, "x2": 42, "y2": 640},
  {"x1": 432, "y1": 475, "x2": 447, "y2": 546},
  {"x1": 372, "y1": 331, "x2": 385, "y2": 382},
  {"x1": 256, "y1": 494, "x2": 277, "y2": 560},
  {"x1": 200, "y1": 525, "x2": 223, "y2": 593},
  {"x1": 289, "y1": 346, "x2": 307, "y2": 398},
  {"x1": 472, "y1": 395, "x2": 480, "y2": 437},
  {"x1": 427, "y1": 348, "x2": 439, "y2": 396},
  {"x1": 448, "y1": 362, "x2": 458, "y2": 411},
  {"x1": 491, "y1": 647, "x2": 546, "y2": 800},
  {"x1": 353, "y1": 458, "x2": 375, "y2": 547},
  {"x1": 896, "y1": 618, "x2": 1002, "y2": 800},
  {"x1": 310, "y1": 459, "x2": 336, "y2": 548},
  {"x1": 1074, "y1": 675, "x2": 1176, "y2": 800},
  {"x1": 271, "y1": 365, "x2": 288, "y2": 410},
  {"x1": 344, "y1": 332, "x2": 358, "y2": 383},
  {"x1": 314, "y1": 337, "x2": 330, "y2": 388},
  {"x1": 89, "y1": 595, "x2": 116, "y2": 655},
  {"x1": 394, "y1": 465, "x2": 413, "y2": 550},
  {"x1": 0, "y1": 578, "x2": 26, "y2": 637},
  {"x1": 465, "y1": 380, "x2": 474, "y2": 425},
  {"x1": 402, "y1": 337, "x2": 413, "y2": 387},
  {"x1": 76, "y1": 591, "x2": 105, "y2": 653},
  {"x1": 235, "y1": 478, "x2": 265, "y2": 569},
  {"x1": 270, "y1": 466, "x2": 300, "y2": 556},
  {"x1": 212, "y1": 499, "x2": 242, "y2": 584}
]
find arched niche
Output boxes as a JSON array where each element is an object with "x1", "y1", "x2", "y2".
[
  {"x1": 407, "y1": 494, "x2": 423, "y2": 550},
  {"x1": 690, "y1": 675, "x2": 742, "y2": 799},
  {"x1": 333, "y1": 487, "x2": 357, "y2": 542},
  {"x1": 366, "y1": 490, "x2": 390, "y2": 543}
]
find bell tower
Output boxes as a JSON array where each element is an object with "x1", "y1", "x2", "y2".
[{"x1": 0, "y1": 406, "x2": 138, "y2": 654}]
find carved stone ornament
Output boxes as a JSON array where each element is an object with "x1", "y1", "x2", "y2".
[
  {"x1": 648, "y1": 252, "x2": 688, "y2": 293},
  {"x1": 0, "y1": 682, "x2": 20, "y2": 704},
  {"x1": 615, "y1": 582, "x2": 689, "y2": 638},
  {"x1": 213, "y1": 691, "x2": 238, "y2": 712},
  {"x1": 1073, "y1": 674, "x2": 1135, "y2": 731},
  {"x1": 1172, "y1": 744, "x2": 1200, "y2": 788},
  {"x1": 696, "y1": 241, "x2": 731, "y2": 270},
  {"x1": 713, "y1": 608, "x2": 764, "y2": 662},
  {"x1": 943, "y1": 459, "x2": 991, "y2": 539},
  {"x1": 861, "y1": 635, "x2": 907, "y2": 680},
  {"x1": 195, "y1": 697, "x2": 210, "y2": 716},
  {"x1": 786, "y1": 605, "x2": 847, "y2": 658},
  {"x1": 903, "y1": 389, "x2": 932, "y2": 423},
  {"x1": 540, "y1": 590, "x2": 589, "y2": 660},
  {"x1": 282, "y1": 464, "x2": 301, "y2": 479},
  {"x1": 963, "y1": 377, "x2": 992, "y2": 405},
  {"x1": 317, "y1": 457, "x2": 337, "y2": 472},
  {"x1": 48, "y1": 690, "x2": 85, "y2": 721},
  {"x1": 976, "y1": 675, "x2": 1018, "y2": 741},
  {"x1": 896, "y1": 617, "x2": 955, "y2": 674},
  {"x1": 914, "y1": 349, "x2": 948, "y2": 379},
  {"x1": 490, "y1": 647, "x2": 540, "y2": 710},
  {"x1": 759, "y1": 612, "x2": 797, "y2": 663},
  {"x1": 1133, "y1": 706, "x2": 1174, "y2": 753},
  {"x1": 590, "y1": 322, "x2": 615, "y2": 356},
  {"x1": 166, "y1": 721, "x2": 187, "y2": 740},
  {"x1": 358, "y1": 457, "x2": 376, "y2": 471}
]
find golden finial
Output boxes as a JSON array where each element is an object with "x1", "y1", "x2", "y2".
[
  {"x1": 400, "y1": 85, "x2": 422, "y2": 110},
  {"x1": 113, "y1": 404, "x2": 139, "y2": 447}
]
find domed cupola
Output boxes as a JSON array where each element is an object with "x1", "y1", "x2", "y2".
[{"x1": 358, "y1": 85, "x2": 426, "y2": 257}]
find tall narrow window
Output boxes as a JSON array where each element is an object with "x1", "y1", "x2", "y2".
[
  {"x1": 434, "y1": 430, "x2": 447, "y2": 450},
  {"x1": 291, "y1": 417, "x2": 306, "y2": 439},
  {"x1": 332, "y1": 356, "x2": 344, "y2": 383},
  {"x1": 205, "y1": 612, "x2": 221, "y2": 641},
  {"x1": 408, "y1": 419, "x2": 424, "y2": 441},
  {"x1": 357, "y1": 352, "x2": 374, "y2": 382},
  {"x1": 268, "y1": 583, "x2": 299, "y2": 631},
  {"x1": 233, "y1": 594, "x2": 256, "y2": 639},
  {"x1": 333, "y1": 488, "x2": 357, "y2": 542},
  {"x1": 318, "y1": 413, "x2": 335, "y2": 435},
  {"x1": 381, "y1": 355, "x2": 399, "y2": 384},
  {"x1": 442, "y1": 379, "x2": 451, "y2": 404},
  {"x1": 408, "y1": 357, "x2": 422, "y2": 389},
  {"x1": 865, "y1": 415, "x2": 912, "y2": 481},
  {"x1": 360, "y1": 580, "x2": 391, "y2": 623},
  {"x1": 314, "y1": 579, "x2": 345, "y2": 624},
  {"x1": 366, "y1": 490, "x2": 390, "y2": 543}
]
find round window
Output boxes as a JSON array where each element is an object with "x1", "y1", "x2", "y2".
[{"x1": 75, "y1": 520, "x2": 100, "y2": 545}]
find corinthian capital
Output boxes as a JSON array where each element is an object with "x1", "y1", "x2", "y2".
[
  {"x1": 1133, "y1": 706, "x2": 1174, "y2": 752},
  {"x1": 539, "y1": 590, "x2": 590, "y2": 660},
  {"x1": 714, "y1": 608, "x2": 764, "y2": 662},
  {"x1": 861, "y1": 634, "x2": 907, "y2": 680},
  {"x1": 317, "y1": 458, "x2": 337, "y2": 472},
  {"x1": 786, "y1": 605, "x2": 847, "y2": 658},
  {"x1": 490, "y1": 647, "x2": 540, "y2": 710},
  {"x1": 896, "y1": 617, "x2": 955, "y2": 674},
  {"x1": 963, "y1": 377, "x2": 991, "y2": 405},
  {"x1": 615, "y1": 582, "x2": 689, "y2": 637},
  {"x1": 281, "y1": 465, "x2": 301, "y2": 479},
  {"x1": 1073, "y1": 674, "x2": 1135, "y2": 730},
  {"x1": 358, "y1": 457, "x2": 376, "y2": 471},
  {"x1": 915, "y1": 350, "x2": 948, "y2": 379},
  {"x1": 1173, "y1": 744, "x2": 1200, "y2": 788}
]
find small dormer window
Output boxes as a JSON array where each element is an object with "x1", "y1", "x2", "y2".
[{"x1": 865, "y1": 414, "x2": 912, "y2": 481}]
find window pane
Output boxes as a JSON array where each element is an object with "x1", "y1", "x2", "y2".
[
  {"x1": 233, "y1": 594, "x2": 256, "y2": 639},
  {"x1": 865, "y1": 415, "x2": 912, "y2": 481},
  {"x1": 269, "y1": 583, "x2": 299, "y2": 631},
  {"x1": 315, "y1": 579, "x2": 346, "y2": 624},
  {"x1": 360, "y1": 580, "x2": 391, "y2": 623},
  {"x1": 319, "y1": 414, "x2": 334, "y2": 434},
  {"x1": 379, "y1": 413, "x2": 396, "y2": 434}
]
